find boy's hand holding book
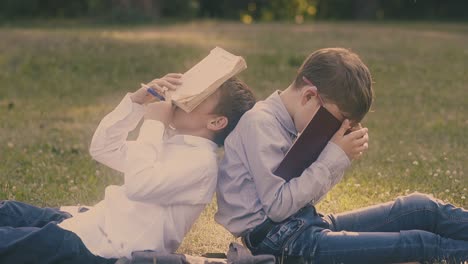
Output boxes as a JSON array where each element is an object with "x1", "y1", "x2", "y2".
[
  {"x1": 130, "y1": 73, "x2": 182, "y2": 105},
  {"x1": 144, "y1": 74, "x2": 182, "y2": 126},
  {"x1": 331, "y1": 119, "x2": 369, "y2": 160},
  {"x1": 130, "y1": 73, "x2": 182, "y2": 126},
  {"x1": 274, "y1": 107, "x2": 369, "y2": 181},
  {"x1": 133, "y1": 47, "x2": 246, "y2": 113},
  {"x1": 129, "y1": 47, "x2": 246, "y2": 127}
]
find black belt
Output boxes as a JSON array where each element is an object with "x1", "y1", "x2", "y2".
[
  {"x1": 244, "y1": 205, "x2": 319, "y2": 249},
  {"x1": 245, "y1": 219, "x2": 276, "y2": 248}
]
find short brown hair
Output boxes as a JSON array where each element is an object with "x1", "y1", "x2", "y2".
[
  {"x1": 213, "y1": 77, "x2": 256, "y2": 146},
  {"x1": 293, "y1": 48, "x2": 373, "y2": 122}
]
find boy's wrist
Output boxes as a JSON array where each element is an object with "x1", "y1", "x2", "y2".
[
  {"x1": 130, "y1": 92, "x2": 145, "y2": 105},
  {"x1": 138, "y1": 119, "x2": 165, "y2": 145},
  {"x1": 144, "y1": 102, "x2": 174, "y2": 126},
  {"x1": 317, "y1": 142, "x2": 351, "y2": 172}
]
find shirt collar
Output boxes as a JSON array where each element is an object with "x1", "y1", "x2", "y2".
[
  {"x1": 265, "y1": 90, "x2": 298, "y2": 137},
  {"x1": 165, "y1": 132, "x2": 218, "y2": 152}
]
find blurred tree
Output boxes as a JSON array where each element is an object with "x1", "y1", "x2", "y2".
[
  {"x1": 353, "y1": 0, "x2": 379, "y2": 20},
  {"x1": 0, "y1": 0, "x2": 466, "y2": 22},
  {"x1": 109, "y1": 0, "x2": 160, "y2": 22}
]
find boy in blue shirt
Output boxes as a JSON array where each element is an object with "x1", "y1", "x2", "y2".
[{"x1": 216, "y1": 48, "x2": 468, "y2": 263}]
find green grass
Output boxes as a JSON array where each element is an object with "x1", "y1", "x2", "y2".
[{"x1": 0, "y1": 21, "x2": 467, "y2": 256}]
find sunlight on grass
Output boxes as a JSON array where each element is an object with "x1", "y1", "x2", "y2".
[
  {"x1": 100, "y1": 28, "x2": 246, "y2": 51},
  {"x1": 177, "y1": 200, "x2": 238, "y2": 255}
]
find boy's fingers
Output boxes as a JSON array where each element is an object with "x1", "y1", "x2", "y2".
[
  {"x1": 153, "y1": 79, "x2": 178, "y2": 91},
  {"x1": 165, "y1": 91, "x2": 173, "y2": 101},
  {"x1": 146, "y1": 96, "x2": 157, "y2": 104},
  {"x1": 348, "y1": 127, "x2": 368, "y2": 139},
  {"x1": 149, "y1": 81, "x2": 172, "y2": 92},
  {"x1": 148, "y1": 83, "x2": 163, "y2": 92},
  {"x1": 164, "y1": 77, "x2": 183, "y2": 85},
  {"x1": 353, "y1": 133, "x2": 369, "y2": 146},
  {"x1": 336, "y1": 119, "x2": 351, "y2": 136},
  {"x1": 137, "y1": 84, "x2": 157, "y2": 103},
  {"x1": 165, "y1": 73, "x2": 183, "y2": 78},
  {"x1": 149, "y1": 84, "x2": 168, "y2": 98},
  {"x1": 355, "y1": 142, "x2": 369, "y2": 152},
  {"x1": 350, "y1": 123, "x2": 362, "y2": 132}
]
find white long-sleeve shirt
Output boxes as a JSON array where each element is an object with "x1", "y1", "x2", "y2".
[{"x1": 58, "y1": 94, "x2": 218, "y2": 259}]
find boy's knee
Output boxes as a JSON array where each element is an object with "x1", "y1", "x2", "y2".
[
  {"x1": 400, "y1": 192, "x2": 439, "y2": 211},
  {"x1": 400, "y1": 230, "x2": 443, "y2": 257}
]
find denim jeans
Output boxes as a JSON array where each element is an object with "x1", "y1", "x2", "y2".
[
  {"x1": 244, "y1": 192, "x2": 468, "y2": 263},
  {"x1": 0, "y1": 200, "x2": 115, "y2": 264}
]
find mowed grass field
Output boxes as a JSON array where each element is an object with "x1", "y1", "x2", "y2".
[{"x1": 0, "y1": 21, "x2": 467, "y2": 255}]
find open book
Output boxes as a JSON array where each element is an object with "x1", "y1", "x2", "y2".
[
  {"x1": 155, "y1": 47, "x2": 247, "y2": 112},
  {"x1": 273, "y1": 106, "x2": 342, "y2": 182}
]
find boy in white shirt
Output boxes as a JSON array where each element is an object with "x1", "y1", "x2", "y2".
[{"x1": 0, "y1": 73, "x2": 256, "y2": 263}]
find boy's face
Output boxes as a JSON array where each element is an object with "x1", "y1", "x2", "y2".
[
  {"x1": 170, "y1": 90, "x2": 222, "y2": 132},
  {"x1": 294, "y1": 87, "x2": 350, "y2": 133}
]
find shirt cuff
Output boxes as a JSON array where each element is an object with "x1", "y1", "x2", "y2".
[
  {"x1": 137, "y1": 119, "x2": 165, "y2": 146},
  {"x1": 104, "y1": 93, "x2": 145, "y2": 125},
  {"x1": 317, "y1": 141, "x2": 351, "y2": 175}
]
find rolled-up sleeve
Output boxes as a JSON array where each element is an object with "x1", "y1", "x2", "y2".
[{"x1": 89, "y1": 93, "x2": 148, "y2": 172}]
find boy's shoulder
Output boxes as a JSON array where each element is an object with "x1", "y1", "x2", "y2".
[
  {"x1": 230, "y1": 100, "x2": 282, "y2": 142},
  {"x1": 224, "y1": 98, "x2": 284, "y2": 148},
  {"x1": 239, "y1": 100, "x2": 278, "y2": 127}
]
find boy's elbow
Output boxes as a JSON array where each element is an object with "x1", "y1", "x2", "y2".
[
  {"x1": 88, "y1": 134, "x2": 113, "y2": 160},
  {"x1": 89, "y1": 141, "x2": 103, "y2": 159},
  {"x1": 124, "y1": 184, "x2": 145, "y2": 201},
  {"x1": 89, "y1": 147, "x2": 106, "y2": 165},
  {"x1": 267, "y1": 211, "x2": 289, "y2": 222},
  {"x1": 89, "y1": 146, "x2": 99, "y2": 159},
  {"x1": 264, "y1": 204, "x2": 290, "y2": 222},
  {"x1": 88, "y1": 142, "x2": 119, "y2": 163}
]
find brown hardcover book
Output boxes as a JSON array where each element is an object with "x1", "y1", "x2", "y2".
[{"x1": 273, "y1": 106, "x2": 341, "y2": 182}]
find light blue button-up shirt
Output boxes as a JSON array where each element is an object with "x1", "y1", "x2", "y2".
[{"x1": 215, "y1": 91, "x2": 351, "y2": 237}]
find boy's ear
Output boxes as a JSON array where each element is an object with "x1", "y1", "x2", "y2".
[
  {"x1": 301, "y1": 86, "x2": 319, "y2": 105},
  {"x1": 207, "y1": 116, "x2": 228, "y2": 132}
]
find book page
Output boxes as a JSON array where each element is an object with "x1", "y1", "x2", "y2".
[{"x1": 171, "y1": 47, "x2": 240, "y2": 101}]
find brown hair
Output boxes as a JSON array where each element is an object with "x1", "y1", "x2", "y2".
[
  {"x1": 213, "y1": 77, "x2": 256, "y2": 146},
  {"x1": 293, "y1": 48, "x2": 373, "y2": 122}
]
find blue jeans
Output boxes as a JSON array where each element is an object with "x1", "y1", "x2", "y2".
[
  {"x1": 243, "y1": 192, "x2": 468, "y2": 263},
  {"x1": 0, "y1": 200, "x2": 115, "y2": 264}
]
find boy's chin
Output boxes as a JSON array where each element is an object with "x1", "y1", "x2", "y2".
[{"x1": 169, "y1": 120, "x2": 185, "y2": 131}]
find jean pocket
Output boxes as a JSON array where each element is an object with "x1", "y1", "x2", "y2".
[{"x1": 263, "y1": 219, "x2": 304, "y2": 252}]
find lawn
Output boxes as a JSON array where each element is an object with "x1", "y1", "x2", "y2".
[{"x1": 0, "y1": 21, "x2": 467, "y2": 255}]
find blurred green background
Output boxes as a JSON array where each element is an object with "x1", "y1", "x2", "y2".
[
  {"x1": 0, "y1": 0, "x2": 467, "y2": 258},
  {"x1": 0, "y1": 0, "x2": 467, "y2": 23}
]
